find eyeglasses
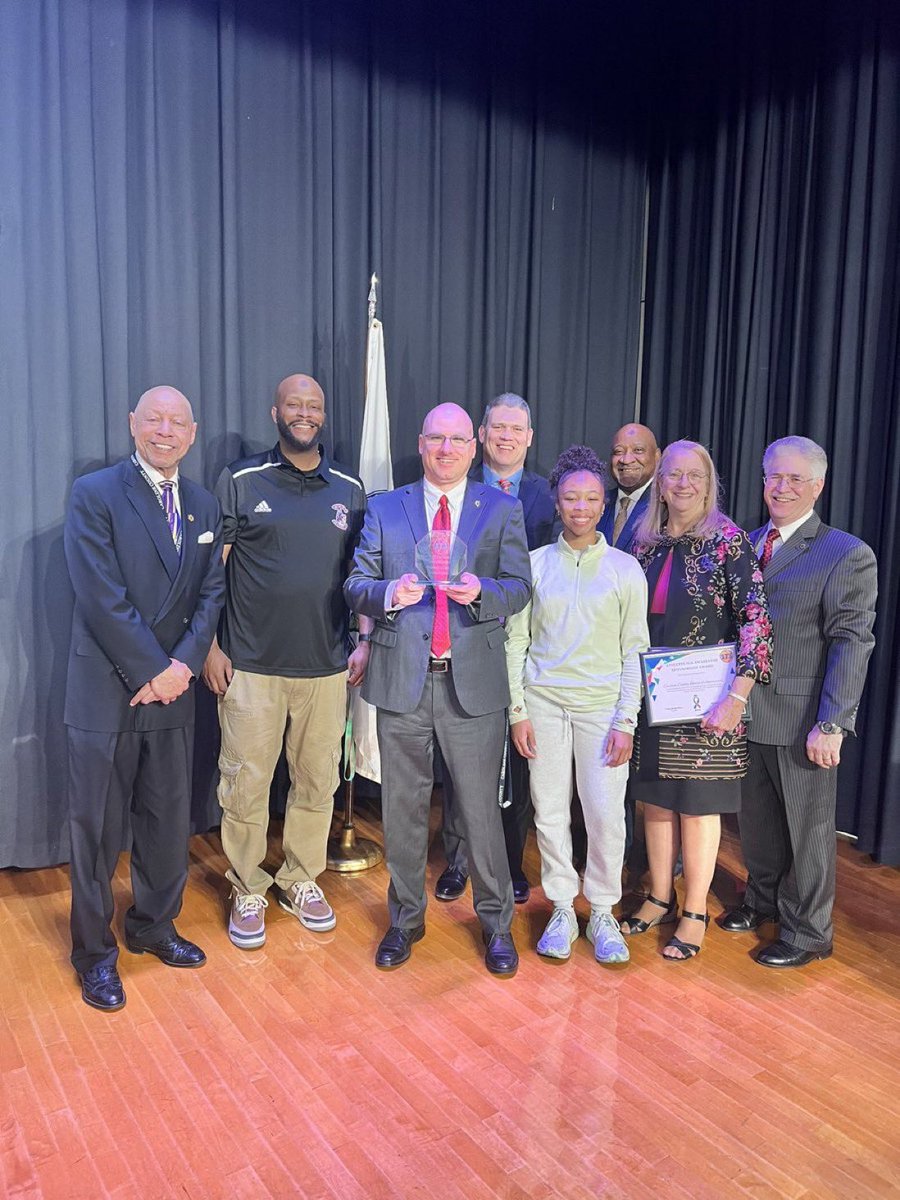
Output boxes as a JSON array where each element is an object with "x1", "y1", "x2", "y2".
[
  {"x1": 662, "y1": 469, "x2": 708, "y2": 485},
  {"x1": 423, "y1": 434, "x2": 474, "y2": 450},
  {"x1": 763, "y1": 473, "x2": 815, "y2": 488}
]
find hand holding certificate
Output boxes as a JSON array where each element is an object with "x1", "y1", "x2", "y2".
[{"x1": 640, "y1": 644, "x2": 746, "y2": 726}]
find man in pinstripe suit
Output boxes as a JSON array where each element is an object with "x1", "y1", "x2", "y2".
[{"x1": 722, "y1": 437, "x2": 877, "y2": 968}]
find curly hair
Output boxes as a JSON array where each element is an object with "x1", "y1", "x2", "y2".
[{"x1": 548, "y1": 445, "x2": 607, "y2": 492}]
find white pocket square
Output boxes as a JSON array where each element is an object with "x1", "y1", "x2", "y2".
[{"x1": 197, "y1": 531, "x2": 214, "y2": 544}]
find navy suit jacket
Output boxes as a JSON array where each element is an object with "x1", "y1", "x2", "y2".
[
  {"x1": 344, "y1": 479, "x2": 531, "y2": 716},
  {"x1": 64, "y1": 457, "x2": 226, "y2": 733},
  {"x1": 598, "y1": 487, "x2": 651, "y2": 553},
  {"x1": 471, "y1": 465, "x2": 556, "y2": 551}
]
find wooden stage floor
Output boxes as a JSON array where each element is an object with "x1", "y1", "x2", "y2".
[{"x1": 2, "y1": 804, "x2": 899, "y2": 1200}]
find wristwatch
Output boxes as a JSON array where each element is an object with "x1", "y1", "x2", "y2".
[{"x1": 817, "y1": 721, "x2": 844, "y2": 736}]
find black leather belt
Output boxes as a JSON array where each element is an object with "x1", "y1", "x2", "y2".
[{"x1": 428, "y1": 658, "x2": 451, "y2": 673}]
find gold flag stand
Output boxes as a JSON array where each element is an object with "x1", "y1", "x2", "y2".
[{"x1": 326, "y1": 775, "x2": 383, "y2": 873}]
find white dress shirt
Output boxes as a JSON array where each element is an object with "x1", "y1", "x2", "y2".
[
  {"x1": 135, "y1": 451, "x2": 182, "y2": 519},
  {"x1": 757, "y1": 509, "x2": 814, "y2": 559}
]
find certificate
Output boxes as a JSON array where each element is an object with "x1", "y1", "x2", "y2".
[{"x1": 640, "y1": 644, "x2": 740, "y2": 726}]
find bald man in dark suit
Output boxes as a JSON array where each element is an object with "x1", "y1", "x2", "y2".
[
  {"x1": 65, "y1": 387, "x2": 225, "y2": 1010},
  {"x1": 435, "y1": 393, "x2": 554, "y2": 907}
]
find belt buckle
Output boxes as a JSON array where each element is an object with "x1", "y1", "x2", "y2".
[{"x1": 429, "y1": 657, "x2": 450, "y2": 673}]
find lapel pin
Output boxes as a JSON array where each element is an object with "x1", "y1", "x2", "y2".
[
  {"x1": 474, "y1": 499, "x2": 481, "y2": 508},
  {"x1": 187, "y1": 513, "x2": 195, "y2": 522}
]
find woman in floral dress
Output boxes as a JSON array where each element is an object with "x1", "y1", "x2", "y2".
[{"x1": 621, "y1": 441, "x2": 773, "y2": 960}]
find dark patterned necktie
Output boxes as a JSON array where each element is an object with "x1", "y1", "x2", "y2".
[{"x1": 759, "y1": 527, "x2": 779, "y2": 569}]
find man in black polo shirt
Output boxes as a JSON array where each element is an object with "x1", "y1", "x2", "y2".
[{"x1": 202, "y1": 374, "x2": 370, "y2": 949}]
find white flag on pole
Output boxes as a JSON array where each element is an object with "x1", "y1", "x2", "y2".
[
  {"x1": 359, "y1": 318, "x2": 394, "y2": 495},
  {"x1": 351, "y1": 298, "x2": 393, "y2": 782}
]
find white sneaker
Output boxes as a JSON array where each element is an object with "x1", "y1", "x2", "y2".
[
  {"x1": 536, "y1": 907, "x2": 579, "y2": 960},
  {"x1": 586, "y1": 912, "x2": 630, "y2": 964}
]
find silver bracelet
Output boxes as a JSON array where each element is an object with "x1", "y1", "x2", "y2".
[{"x1": 727, "y1": 690, "x2": 748, "y2": 705}]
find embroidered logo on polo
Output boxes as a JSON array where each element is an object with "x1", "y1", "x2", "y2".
[
  {"x1": 254, "y1": 500, "x2": 272, "y2": 514},
  {"x1": 331, "y1": 503, "x2": 349, "y2": 531}
]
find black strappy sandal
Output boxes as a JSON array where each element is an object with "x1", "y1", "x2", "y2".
[
  {"x1": 662, "y1": 910, "x2": 710, "y2": 960},
  {"x1": 620, "y1": 893, "x2": 677, "y2": 937}
]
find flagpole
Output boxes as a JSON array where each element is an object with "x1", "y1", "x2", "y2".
[{"x1": 327, "y1": 274, "x2": 387, "y2": 873}]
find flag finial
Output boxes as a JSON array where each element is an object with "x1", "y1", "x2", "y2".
[{"x1": 368, "y1": 274, "x2": 378, "y2": 323}]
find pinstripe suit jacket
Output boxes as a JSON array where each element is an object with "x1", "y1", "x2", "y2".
[{"x1": 746, "y1": 512, "x2": 877, "y2": 746}]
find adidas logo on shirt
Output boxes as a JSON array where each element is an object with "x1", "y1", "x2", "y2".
[{"x1": 254, "y1": 500, "x2": 272, "y2": 514}]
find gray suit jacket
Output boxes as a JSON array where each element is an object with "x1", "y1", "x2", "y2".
[
  {"x1": 747, "y1": 512, "x2": 877, "y2": 745},
  {"x1": 344, "y1": 479, "x2": 532, "y2": 716}
]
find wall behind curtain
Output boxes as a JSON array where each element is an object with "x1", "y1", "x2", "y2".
[
  {"x1": 0, "y1": 0, "x2": 648, "y2": 867},
  {"x1": 640, "y1": 1, "x2": 900, "y2": 859}
]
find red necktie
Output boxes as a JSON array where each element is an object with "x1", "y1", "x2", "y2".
[
  {"x1": 431, "y1": 495, "x2": 451, "y2": 658},
  {"x1": 498, "y1": 478, "x2": 512, "y2": 493},
  {"x1": 759, "y1": 527, "x2": 779, "y2": 569}
]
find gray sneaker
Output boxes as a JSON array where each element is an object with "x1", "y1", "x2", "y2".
[
  {"x1": 228, "y1": 889, "x2": 268, "y2": 950},
  {"x1": 586, "y1": 912, "x2": 630, "y2": 964},
  {"x1": 275, "y1": 881, "x2": 336, "y2": 931},
  {"x1": 536, "y1": 906, "x2": 579, "y2": 960}
]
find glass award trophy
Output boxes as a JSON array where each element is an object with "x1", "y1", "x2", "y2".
[{"x1": 414, "y1": 531, "x2": 468, "y2": 588}]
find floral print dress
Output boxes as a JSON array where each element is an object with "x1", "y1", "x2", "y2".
[{"x1": 630, "y1": 522, "x2": 773, "y2": 815}]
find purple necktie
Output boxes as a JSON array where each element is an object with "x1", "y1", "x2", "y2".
[{"x1": 160, "y1": 480, "x2": 181, "y2": 548}]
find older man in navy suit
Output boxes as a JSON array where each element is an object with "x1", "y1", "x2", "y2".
[
  {"x1": 64, "y1": 387, "x2": 225, "y2": 1011},
  {"x1": 597, "y1": 422, "x2": 660, "y2": 552},
  {"x1": 436, "y1": 393, "x2": 555, "y2": 906},
  {"x1": 722, "y1": 437, "x2": 877, "y2": 968},
  {"x1": 345, "y1": 402, "x2": 531, "y2": 975}
]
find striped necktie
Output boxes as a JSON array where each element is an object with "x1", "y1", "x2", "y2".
[{"x1": 160, "y1": 480, "x2": 181, "y2": 549}]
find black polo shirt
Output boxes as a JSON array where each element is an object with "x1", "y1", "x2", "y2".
[{"x1": 215, "y1": 445, "x2": 366, "y2": 677}]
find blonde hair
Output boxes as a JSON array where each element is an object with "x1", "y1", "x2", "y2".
[{"x1": 635, "y1": 439, "x2": 728, "y2": 545}]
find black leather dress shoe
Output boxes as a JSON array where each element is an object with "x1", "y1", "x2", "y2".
[
  {"x1": 125, "y1": 933, "x2": 207, "y2": 968},
  {"x1": 512, "y1": 878, "x2": 531, "y2": 905},
  {"x1": 484, "y1": 931, "x2": 519, "y2": 977},
  {"x1": 720, "y1": 903, "x2": 773, "y2": 933},
  {"x1": 80, "y1": 964, "x2": 126, "y2": 1012},
  {"x1": 435, "y1": 867, "x2": 468, "y2": 901},
  {"x1": 375, "y1": 925, "x2": 425, "y2": 969},
  {"x1": 756, "y1": 938, "x2": 833, "y2": 969}
]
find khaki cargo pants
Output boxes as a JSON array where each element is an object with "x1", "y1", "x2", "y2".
[{"x1": 217, "y1": 669, "x2": 347, "y2": 894}]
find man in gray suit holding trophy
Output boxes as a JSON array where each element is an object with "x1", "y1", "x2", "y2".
[
  {"x1": 344, "y1": 403, "x2": 532, "y2": 976},
  {"x1": 722, "y1": 436, "x2": 877, "y2": 968}
]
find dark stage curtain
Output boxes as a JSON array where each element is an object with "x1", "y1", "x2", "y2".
[
  {"x1": 640, "y1": 1, "x2": 900, "y2": 861},
  {"x1": 0, "y1": 0, "x2": 647, "y2": 867}
]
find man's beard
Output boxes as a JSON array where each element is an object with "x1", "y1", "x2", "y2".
[{"x1": 276, "y1": 414, "x2": 321, "y2": 454}]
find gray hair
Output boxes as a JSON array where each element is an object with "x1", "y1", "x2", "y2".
[
  {"x1": 763, "y1": 436, "x2": 828, "y2": 480},
  {"x1": 480, "y1": 392, "x2": 532, "y2": 430}
]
